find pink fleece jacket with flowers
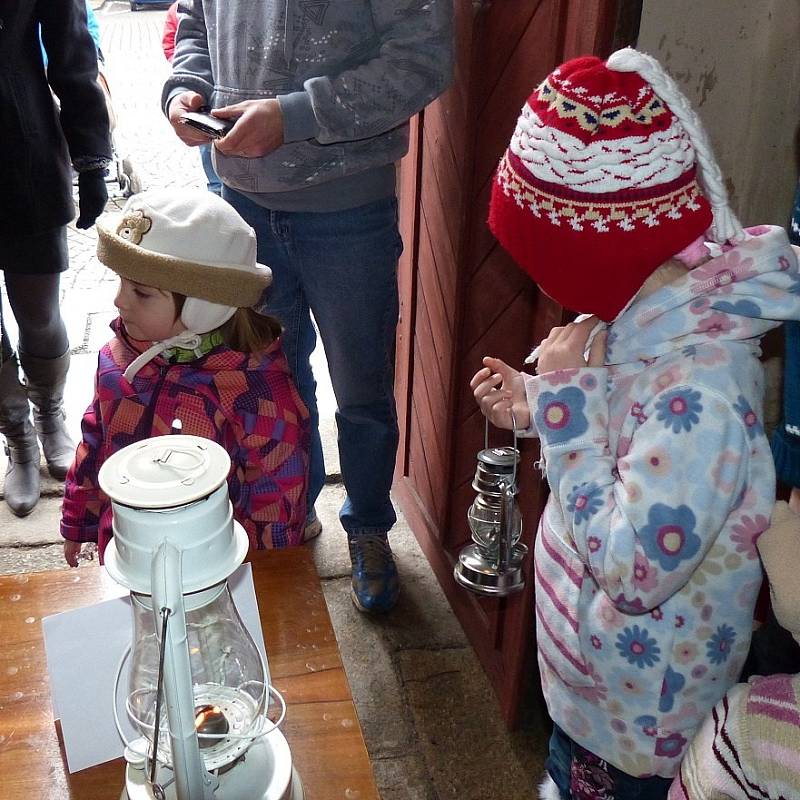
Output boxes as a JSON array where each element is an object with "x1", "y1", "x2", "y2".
[
  {"x1": 524, "y1": 226, "x2": 800, "y2": 778},
  {"x1": 61, "y1": 319, "x2": 309, "y2": 556}
]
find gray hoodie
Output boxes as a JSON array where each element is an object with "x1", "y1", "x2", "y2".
[{"x1": 163, "y1": 0, "x2": 453, "y2": 211}]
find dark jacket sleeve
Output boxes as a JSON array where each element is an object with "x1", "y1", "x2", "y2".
[
  {"x1": 772, "y1": 320, "x2": 800, "y2": 488},
  {"x1": 771, "y1": 184, "x2": 800, "y2": 488},
  {"x1": 38, "y1": 0, "x2": 112, "y2": 165}
]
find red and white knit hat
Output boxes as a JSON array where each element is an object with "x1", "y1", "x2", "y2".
[{"x1": 488, "y1": 47, "x2": 744, "y2": 321}]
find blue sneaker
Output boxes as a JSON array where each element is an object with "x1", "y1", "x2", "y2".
[{"x1": 348, "y1": 533, "x2": 399, "y2": 613}]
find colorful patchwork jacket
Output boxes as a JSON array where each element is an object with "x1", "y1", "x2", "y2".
[
  {"x1": 524, "y1": 226, "x2": 800, "y2": 778},
  {"x1": 61, "y1": 319, "x2": 309, "y2": 555}
]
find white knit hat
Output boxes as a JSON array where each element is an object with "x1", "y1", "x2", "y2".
[{"x1": 96, "y1": 188, "x2": 273, "y2": 379}]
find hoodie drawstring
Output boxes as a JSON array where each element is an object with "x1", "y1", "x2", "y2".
[{"x1": 123, "y1": 332, "x2": 203, "y2": 383}]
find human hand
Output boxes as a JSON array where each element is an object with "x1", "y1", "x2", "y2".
[
  {"x1": 790, "y1": 486, "x2": 800, "y2": 515},
  {"x1": 64, "y1": 540, "x2": 82, "y2": 568},
  {"x1": 536, "y1": 316, "x2": 607, "y2": 375},
  {"x1": 167, "y1": 91, "x2": 212, "y2": 146},
  {"x1": 470, "y1": 356, "x2": 530, "y2": 431},
  {"x1": 76, "y1": 168, "x2": 108, "y2": 229},
  {"x1": 213, "y1": 99, "x2": 284, "y2": 158}
]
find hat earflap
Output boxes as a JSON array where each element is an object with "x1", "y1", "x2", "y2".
[{"x1": 181, "y1": 297, "x2": 237, "y2": 335}]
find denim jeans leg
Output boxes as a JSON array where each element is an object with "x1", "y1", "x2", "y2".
[
  {"x1": 199, "y1": 143, "x2": 222, "y2": 195},
  {"x1": 222, "y1": 186, "x2": 326, "y2": 513},
  {"x1": 545, "y1": 725, "x2": 573, "y2": 799},
  {"x1": 289, "y1": 197, "x2": 402, "y2": 535}
]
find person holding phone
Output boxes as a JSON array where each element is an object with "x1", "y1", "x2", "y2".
[
  {"x1": 162, "y1": 1, "x2": 453, "y2": 613},
  {"x1": 160, "y1": 2, "x2": 221, "y2": 195}
]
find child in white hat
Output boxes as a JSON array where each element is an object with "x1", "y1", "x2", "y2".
[
  {"x1": 670, "y1": 501, "x2": 800, "y2": 800},
  {"x1": 471, "y1": 47, "x2": 800, "y2": 799},
  {"x1": 61, "y1": 188, "x2": 309, "y2": 564}
]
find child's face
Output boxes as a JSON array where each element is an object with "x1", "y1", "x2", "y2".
[{"x1": 114, "y1": 278, "x2": 186, "y2": 342}]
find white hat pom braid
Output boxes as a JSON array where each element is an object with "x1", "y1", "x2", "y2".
[{"x1": 607, "y1": 47, "x2": 745, "y2": 245}]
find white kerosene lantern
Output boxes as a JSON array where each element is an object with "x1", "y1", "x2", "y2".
[{"x1": 98, "y1": 434, "x2": 303, "y2": 800}]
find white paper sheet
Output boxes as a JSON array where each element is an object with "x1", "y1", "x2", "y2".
[{"x1": 42, "y1": 563, "x2": 267, "y2": 774}]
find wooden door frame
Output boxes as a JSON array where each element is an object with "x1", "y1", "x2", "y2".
[{"x1": 394, "y1": 0, "x2": 641, "y2": 727}]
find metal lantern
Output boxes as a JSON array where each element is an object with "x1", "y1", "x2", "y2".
[
  {"x1": 99, "y1": 434, "x2": 303, "y2": 800},
  {"x1": 454, "y1": 417, "x2": 528, "y2": 596}
]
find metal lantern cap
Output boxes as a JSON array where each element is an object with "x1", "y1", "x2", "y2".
[
  {"x1": 98, "y1": 434, "x2": 230, "y2": 508},
  {"x1": 477, "y1": 446, "x2": 518, "y2": 469},
  {"x1": 99, "y1": 435, "x2": 248, "y2": 594}
]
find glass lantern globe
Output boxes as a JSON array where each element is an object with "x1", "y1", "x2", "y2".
[{"x1": 127, "y1": 579, "x2": 268, "y2": 772}]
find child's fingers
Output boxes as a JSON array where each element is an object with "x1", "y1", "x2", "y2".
[
  {"x1": 563, "y1": 316, "x2": 598, "y2": 347},
  {"x1": 487, "y1": 398, "x2": 516, "y2": 430},
  {"x1": 587, "y1": 330, "x2": 607, "y2": 367},
  {"x1": 469, "y1": 366, "x2": 493, "y2": 390},
  {"x1": 483, "y1": 356, "x2": 519, "y2": 384},
  {"x1": 64, "y1": 541, "x2": 80, "y2": 568}
]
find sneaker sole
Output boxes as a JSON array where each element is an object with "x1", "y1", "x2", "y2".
[{"x1": 349, "y1": 586, "x2": 398, "y2": 615}]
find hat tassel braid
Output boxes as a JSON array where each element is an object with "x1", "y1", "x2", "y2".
[{"x1": 607, "y1": 47, "x2": 745, "y2": 247}]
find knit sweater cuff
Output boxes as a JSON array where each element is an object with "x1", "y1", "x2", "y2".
[
  {"x1": 277, "y1": 91, "x2": 319, "y2": 143},
  {"x1": 772, "y1": 427, "x2": 800, "y2": 487},
  {"x1": 60, "y1": 522, "x2": 99, "y2": 544}
]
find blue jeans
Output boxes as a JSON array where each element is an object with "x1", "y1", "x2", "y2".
[
  {"x1": 200, "y1": 143, "x2": 222, "y2": 195},
  {"x1": 547, "y1": 725, "x2": 672, "y2": 800},
  {"x1": 223, "y1": 188, "x2": 402, "y2": 536}
]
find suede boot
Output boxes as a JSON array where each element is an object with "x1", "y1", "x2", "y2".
[
  {"x1": 0, "y1": 354, "x2": 41, "y2": 516},
  {"x1": 20, "y1": 349, "x2": 75, "y2": 481}
]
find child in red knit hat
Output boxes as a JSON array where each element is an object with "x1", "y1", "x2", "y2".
[{"x1": 472, "y1": 48, "x2": 800, "y2": 800}]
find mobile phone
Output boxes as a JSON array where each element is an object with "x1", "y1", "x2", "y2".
[{"x1": 180, "y1": 109, "x2": 234, "y2": 139}]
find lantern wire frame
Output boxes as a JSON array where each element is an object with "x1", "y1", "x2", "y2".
[{"x1": 112, "y1": 639, "x2": 287, "y2": 773}]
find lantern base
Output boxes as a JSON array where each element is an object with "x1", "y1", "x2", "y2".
[
  {"x1": 453, "y1": 542, "x2": 528, "y2": 596},
  {"x1": 121, "y1": 731, "x2": 303, "y2": 800}
]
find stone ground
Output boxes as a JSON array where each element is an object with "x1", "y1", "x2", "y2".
[{"x1": 0, "y1": 3, "x2": 549, "y2": 797}]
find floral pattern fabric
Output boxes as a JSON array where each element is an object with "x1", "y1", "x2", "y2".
[{"x1": 525, "y1": 226, "x2": 800, "y2": 778}]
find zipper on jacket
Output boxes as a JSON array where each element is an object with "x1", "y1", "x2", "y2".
[{"x1": 143, "y1": 363, "x2": 172, "y2": 434}]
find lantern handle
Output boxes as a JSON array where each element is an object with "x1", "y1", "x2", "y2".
[
  {"x1": 483, "y1": 413, "x2": 519, "y2": 488},
  {"x1": 510, "y1": 411, "x2": 518, "y2": 488}
]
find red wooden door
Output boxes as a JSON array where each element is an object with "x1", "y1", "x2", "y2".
[{"x1": 394, "y1": 0, "x2": 634, "y2": 726}]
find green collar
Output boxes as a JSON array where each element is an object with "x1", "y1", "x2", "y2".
[{"x1": 163, "y1": 329, "x2": 224, "y2": 363}]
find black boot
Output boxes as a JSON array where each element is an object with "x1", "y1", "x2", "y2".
[
  {"x1": 0, "y1": 355, "x2": 40, "y2": 516},
  {"x1": 20, "y1": 349, "x2": 75, "y2": 481}
]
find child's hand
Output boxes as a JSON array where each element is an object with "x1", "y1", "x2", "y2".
[
  {"x1": 790, "y1": 487, "x2": 800, "y2": 515},
  {"x1": 470, "y1": 357, "x2": 530, "y2": 431},
  {"x1": 536, "y1": 316, "x2": 607, "y2": 375},
  {"x1": 64, "y1": 540, "x2": 82, "y2": 568}
]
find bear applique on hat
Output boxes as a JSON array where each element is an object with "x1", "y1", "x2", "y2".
[{"x1": 489, "y1": 47, "x2": 744, "y2": 322}]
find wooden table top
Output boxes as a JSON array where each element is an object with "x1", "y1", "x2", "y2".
[{"x1": 0, "y1": 548, "x2": 379, "y2": 800}]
